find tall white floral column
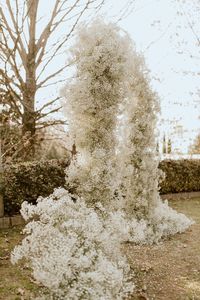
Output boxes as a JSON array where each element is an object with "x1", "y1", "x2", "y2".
[
  {"x1": 62, "y1": 20, "x2": 133, "y2": 208},
  {"x1": 120, "y1": 54, "x2": 193, "y2": 244},
  {"x1": 120, "y1": 54, "x2": 160, "y2": 220}
]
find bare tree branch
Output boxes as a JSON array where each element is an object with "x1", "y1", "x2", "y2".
[
  {"x1": 36, "y1": 96, "x2": 62, "y2": 113},
  {"x1": 5, "y1": 0, "x2": 27, "y2": 64},
  {"x1": 180, "y1": 4, "x2": 200, "y2": 47},
  {"x1": 36, "y1": 119, "x2": 68, "y2": 130},
  {"x1": 35, "y1": 1, "x2": 92, "y2": 82},
  {"x1": 35, "y1": 1, "x2": 81, "y2": 67},
  {"x1": 37, "y1": 63, "x2": 71, "y2": 88},
  {"x1": 36, "y1": 106, "x2": 63, "y2": 121}
]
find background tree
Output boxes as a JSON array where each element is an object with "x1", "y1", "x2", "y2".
[
  {"x1": 167, "y1": 137, "x2": 172, "y2": 154},
  {"x1": 156, "y1": 141, "x2": 159, "y2": 154},
  {"x1": 35, "y1": 125, "x2": 71, "y2": 160},
  {"x1": 0, "y1": 88, "x2": 9, "y2": 216},
  {"x1": 0, "y1": 83, "x2": 32, "y2": 163},
  {"x1": 189, "y1": 134, "x2": 200, "y2": 154},
  {"x1": 162, "y1": 134, "x2": 167, "y2": 154},
  {"x1": 0, "y1": 0, "x2": 105, "y2": 158}
]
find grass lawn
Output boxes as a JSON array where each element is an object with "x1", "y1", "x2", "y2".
[{"x1": 0, "y1": 197, "x2": 200, "y2": 300}]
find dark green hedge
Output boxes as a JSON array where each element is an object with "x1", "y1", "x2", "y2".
[
  {"x1": 3, "y1": 159, "x2": 200, "y2": 215},
  {"x1": 159, "y1": 159, "x2": 200, "y2": 194},
  {"x1": 3, "y1": 159, "x2": 69, "y2": 215}
]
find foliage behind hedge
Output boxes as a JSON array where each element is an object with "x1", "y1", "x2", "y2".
[{"x1": 3, "y1": 159, "x2": 200, "y2": 215}]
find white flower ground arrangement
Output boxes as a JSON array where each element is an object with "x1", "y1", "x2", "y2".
[
  {"x1": 12, "y1": 19, "x2": 193, "y2": 299},
  {"x1": 11, "y1": 188, "x2": 132, "y2": 299}
]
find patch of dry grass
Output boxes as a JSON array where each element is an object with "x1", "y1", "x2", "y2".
[
  {"x1": 0, "y1": 227, "x2": 45, "y2": 300},
  {"x1": 125, "y1": 197, "x2": 200, "y2": 300}
]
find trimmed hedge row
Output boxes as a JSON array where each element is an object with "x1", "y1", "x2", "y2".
[
  {"x1": 159, "y1": 159, "x2": 200, "y2": 194},
  {"x1": 3, "y1": 159, "x2": 69, "y2": 215},
  {"x1": 3, "y1": 159, "x2": 200, "y2": 215}
]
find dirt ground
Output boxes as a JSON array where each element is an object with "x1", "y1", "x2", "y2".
[
  {"x1": 0, "y1": 197, "x2": 199, "y2": 300},
  {"x1": 0, "y1": 226, "x2": 41, "y2": 300},
  {"x1": 124, "y1": 197, "x2": 200, "y2": 300}
]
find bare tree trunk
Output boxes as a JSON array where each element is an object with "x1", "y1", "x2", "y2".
[
  {"x1": 22, "y1": 98, "x2": 36, "y2": 136},
  {"x1": 21, "y1": 0, "x2": 38, "y2": 159},
  {"x1": 0, "y1": 139, "x2": 4, "y2": 217},
  {"x1": 22, "y1": 95, "x2": 36, "y2": 159},
  {"x1": 22, "y1": 59, "x2": 37, "y2": 158},
  {"x1": 0, "y1": 197, "x2": 4, "y2": 218}
]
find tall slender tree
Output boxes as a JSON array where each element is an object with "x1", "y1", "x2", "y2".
[
  {"x1": 167, "y1": 137, "x2": 172, "y2": 154},
  {"x1": 0, "y1": 0, "x2": 105, "y2": 157},
  {"x1": 162, "y1": 133, "x2": 167, "y2": 154},
  {"x1": 189, "y1": 134, "x2": 200, "y2": 154}
]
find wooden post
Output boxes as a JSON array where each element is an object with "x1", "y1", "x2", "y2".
[{"x1": 0, "y1": 138, "x2": 4, "y2": 217}]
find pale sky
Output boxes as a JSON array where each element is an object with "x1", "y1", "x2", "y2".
[
  {"x1": 34, "y1": 0, "x2": 200, "y2": 153},
  {"x1": 109, "y1": 0, "x2": 200, "y2": 153}
]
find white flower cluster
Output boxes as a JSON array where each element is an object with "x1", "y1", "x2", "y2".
[
  {"x1": 11, "y1": 188, "x2": 133, "y2": 299},
  {"x1": 127, "y1": 199, "x2": 193, "y2": 244}
]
